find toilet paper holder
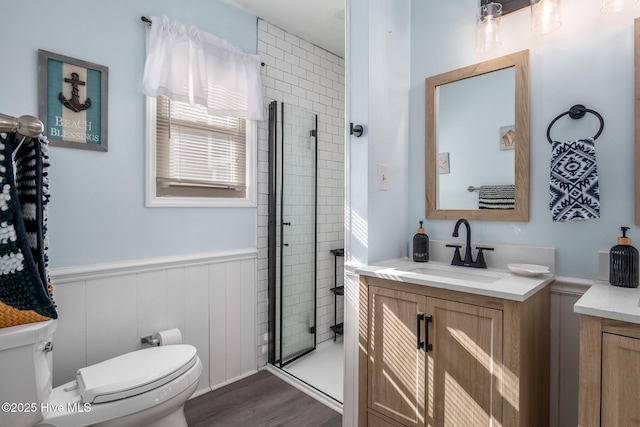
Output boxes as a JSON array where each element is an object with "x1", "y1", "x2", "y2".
[
  {"x1": 140, "y1": 328, "x2": 183, "y2": 346},
  {"x1": 140, "y1": 335, "x2": 160, "y2": 346}
]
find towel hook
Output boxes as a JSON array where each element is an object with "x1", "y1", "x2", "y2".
[{"x1": 546, "y1": 104, "x2": 604, "y2": 144}]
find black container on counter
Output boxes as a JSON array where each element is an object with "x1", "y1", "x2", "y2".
[
  {"x1": 610, "y1": 226, "x2": 639, "y2": 288},
  {"x1": 413, "y1": 221, "x2": 429, "y2": 263}
]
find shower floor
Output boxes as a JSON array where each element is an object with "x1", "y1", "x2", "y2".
[{"x1": 283, "y1": 338, "x2": 344, "y2": 403}]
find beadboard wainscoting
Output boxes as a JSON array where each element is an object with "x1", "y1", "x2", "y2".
[
  {"x1": 48, "y1": 249, "x2": 258, "y2": 396},
  {"x1": 549, "y1": 278, "x2": 590, "y2": 427}
]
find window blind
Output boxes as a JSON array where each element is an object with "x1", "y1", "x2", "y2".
[{"x1": 155, "y1": 95, "x2": 247, "y2": 198}]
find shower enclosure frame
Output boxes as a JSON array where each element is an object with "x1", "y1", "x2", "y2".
[{"x1": 268, "y1": 100, "x2": 319, "y2": 368}]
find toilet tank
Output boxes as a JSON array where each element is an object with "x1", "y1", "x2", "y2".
[{"x1": 0, "y1": 319, "x2": 57, "y2": 427}]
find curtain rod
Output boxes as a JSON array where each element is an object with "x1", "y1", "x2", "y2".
[{"x1": 140, "y1": 16, "x2": 265, "y2": 66}]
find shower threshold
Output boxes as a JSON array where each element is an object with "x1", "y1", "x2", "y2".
[{"x1": 274, "y1": 339, "x2": 344, "y2": 407}]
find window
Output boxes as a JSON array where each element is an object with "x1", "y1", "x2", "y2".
[
  {"x1": 146, "y1": 95, "x2": 256, "y2": 207},
  {"x1": 141, "y1": 16, "x2": 262, "y2": 207}
]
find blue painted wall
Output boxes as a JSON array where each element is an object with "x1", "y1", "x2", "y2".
[
  {"x1": 7, "y1": 0, "x2": 635, "y2": 280},
  {"x1": 346, "y1": 0, "x2": 411, "y2": 267},
  {"x1": 409, "y1": 0, "x2": 640, "y2": 278},
  {"x1": 0, "y1": 0, "x2": 258, "y2": 268}
]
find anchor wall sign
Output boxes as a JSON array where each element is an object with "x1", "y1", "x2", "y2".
[{"x1": 38, "y1": 50, "x2": 108, "y2": 152}]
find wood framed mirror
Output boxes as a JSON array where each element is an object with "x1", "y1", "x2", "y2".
[{"x1": 425, "y1": 50, "x2": 529, "y2": 221}]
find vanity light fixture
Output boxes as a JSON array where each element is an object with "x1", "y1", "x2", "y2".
[
  {"x1": 530, "y1": 0, "x2": 562, "y2": 34},
  {"x1": 601, "y1": 0, "x2": 639, "y2": 13},
  {"x1": 475, "y1": 0, "x2": 564, "y2": 52},
  {"x1": 476, "y1": 1, "x2": 503, "y2": 52}
]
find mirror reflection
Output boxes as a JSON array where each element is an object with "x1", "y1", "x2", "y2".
[
  {"x1": 436, "y1": 67, "x2": 515, "y2": 210},
  {"x1": 425, "y1": 50, "x2": 529, "y2": 222}
]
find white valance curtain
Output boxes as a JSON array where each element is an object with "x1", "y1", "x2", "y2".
[{"x1": 141, "y1": 15, "x2": 265, "y2": 121}]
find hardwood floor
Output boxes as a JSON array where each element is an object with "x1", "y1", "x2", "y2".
[{"x1": 185, "y1": 370, "x2": 342, "y2": 427}]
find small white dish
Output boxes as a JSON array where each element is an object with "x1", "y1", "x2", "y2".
[{"x1": 507, "y1": 263, "x2": 550, "y2": 277}]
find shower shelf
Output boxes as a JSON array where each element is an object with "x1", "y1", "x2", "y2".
[
  {"x1": 330, "y1": 248, "x2": 345, "y2": 341},
  {"x1": 330, "y1": 322, "x2": 343, "y2": 336}
]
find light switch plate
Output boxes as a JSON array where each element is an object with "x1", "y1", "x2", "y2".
[{"x1": 378, "y1": 164, "x2": 388, "y2": 191}]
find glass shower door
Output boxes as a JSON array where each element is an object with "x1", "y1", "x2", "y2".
[
  {"x1": 280, "y1": 103, "x2": 317, "y2": 365},
  {"x1": 269, "y1": 101, "x2": 318, "y2": 367}
]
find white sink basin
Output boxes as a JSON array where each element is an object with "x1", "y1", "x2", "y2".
[{"x1": 407, "y1": 266, "x2": 508, "y2": 284}]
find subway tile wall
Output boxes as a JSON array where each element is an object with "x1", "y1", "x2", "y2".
[{"x1": 256, "y1": 19, "x2": 345, "y2": 366}]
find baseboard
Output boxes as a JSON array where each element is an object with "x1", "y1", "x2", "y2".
[
  {"x1": 210, "y1": 370, "x2": 260, "y2": 392},
  {"x1": 190, "y1": 369, "x2": 260, "y2": 400},
  {"x1": 190, "y1": 387, "x2": 213, "y2": 400}
]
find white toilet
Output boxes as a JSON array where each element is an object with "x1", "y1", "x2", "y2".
[{"x1": 0, "y1": 319, "x2": 203, "y2": 427}]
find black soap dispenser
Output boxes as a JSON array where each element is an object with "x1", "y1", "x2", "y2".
[
  {"x1": 609, "y1": 226, "x2": 639, "y2": 288},
  {"x1": 413, "y1": 221, "x2": 429, "y2": 262}
]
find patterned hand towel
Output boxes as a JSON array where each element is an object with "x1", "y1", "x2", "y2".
[
  {"x1": 478, "y1": 185, "x2": 515, "y2": 209},
  {"x1": 0, "y1": 132, "x2": 56, "y2": 319},
  {"x1": 549, "y1": 138, "x2": 600, "y2": 222}
]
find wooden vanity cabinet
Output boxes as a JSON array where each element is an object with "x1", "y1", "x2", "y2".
[
  {"x1": 358, "y1": 276, "x2": 550, "y2": 427},
  {"x1": 579, "y1": 316, "x2": 640, "y2": 426}
]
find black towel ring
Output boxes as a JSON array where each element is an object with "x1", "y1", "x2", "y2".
[{"x1": 546, "y1": 104, "x2": 604, "y2": 144}]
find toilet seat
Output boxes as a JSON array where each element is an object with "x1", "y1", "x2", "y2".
[
  {"x1": 40, "y1": 346, "x2": 203, "y2": 427},
  {"x1": 77, "y1": 344, "x2": 197, "y2": 404}
]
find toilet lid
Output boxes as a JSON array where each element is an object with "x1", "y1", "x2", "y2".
[{"x1": 77, "y1": 344, "x2": 198, "y2": 404}]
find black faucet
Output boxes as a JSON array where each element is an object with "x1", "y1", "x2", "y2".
[
  {"x1": 446, "y1": 218, "x2": 494, "y2": 268},
  {"x1": 453, "y1": 219, "x2": 473, "y2": 265}
]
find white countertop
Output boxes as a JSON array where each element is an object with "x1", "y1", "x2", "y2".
[
  {"x1": 574, "y1": 280, "x2": 640, "y2": 324},
  {"x1": 355, "y1": 258, "x2": 554, "y2": 302}
]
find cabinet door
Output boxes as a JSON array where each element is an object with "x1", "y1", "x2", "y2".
[
  {"x1": 427, "y1": 298, "x2": 503, "y2": 427},
  {"x1": 368, "y1": 286, "x2": 427, "y2": 427},
  {"x1": 601, "y1": 332, "x2": 640, "y2": 426}
]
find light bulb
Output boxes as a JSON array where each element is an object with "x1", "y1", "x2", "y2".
[
  {"x1": 476, "y1": 2, "x2": 502, "y2": 52},
  {"x1": 531, "y1": 0, "x2": 562, "y2": 34},
  {"x1": 601, "y1": 0, "x2": 639, "y2": 13}
]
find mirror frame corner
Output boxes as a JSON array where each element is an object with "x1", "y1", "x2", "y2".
[{"x1": 425, "y1": 49, "x2": 530, "y2": 222}]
